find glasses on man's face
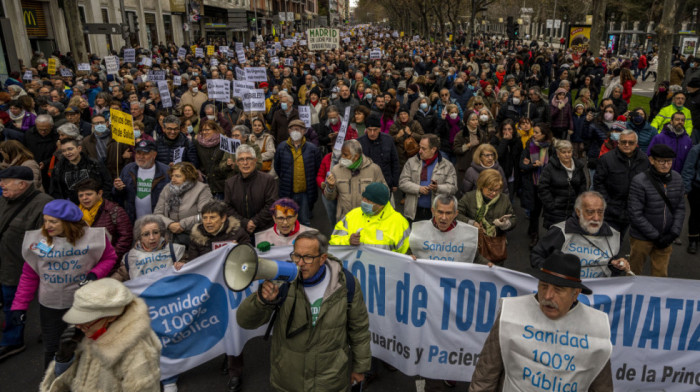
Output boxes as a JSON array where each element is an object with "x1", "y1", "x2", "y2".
[
  {"x1": 164, "y1": 126, "x2": 179, "y2": 131},
  {"x1": 289, "y1": 252, "x2": 322, "y2": 264},
  {"x1": 655, "y1": 159, "x2": 673, "y2": 166},
  {"x1": 237, "y1": 157, "x2": 255, "y2": 163}
]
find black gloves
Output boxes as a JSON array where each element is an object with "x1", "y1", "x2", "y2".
[
  {"x1": 79, "y1": 272, "x2": 98, "y2": 287},
  {"x1": 55, "y1": 326, "x2": 84, "y2": 363},
  {"x1": 654, "y1": 233, "x2": 676, "y2": 249},
  {"x1": 10, "y1": 310, "x2": 26, "y2": 326}
]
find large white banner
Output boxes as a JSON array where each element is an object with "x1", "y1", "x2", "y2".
[
  {"x1": 125, "y1": 245, "x2": 700, "y2": 390},
  {"x1": 306, "y1": 28, "x2": 340, "y2": 51}
]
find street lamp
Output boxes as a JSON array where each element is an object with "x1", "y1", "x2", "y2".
[{"x1": 693, "y1": 7, "x2": 698, "y2": 32}]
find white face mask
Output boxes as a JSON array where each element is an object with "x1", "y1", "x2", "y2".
[
  {"x1": 227, "y1": 104, "x2": 235, "y2": 109},
  {"x1": 512, "y1": 97, "x2": 521, "y2": 105},
  {"x1": 207, "y1": 115, "x2": 215, "y2": 120},
  {"x1": 479, "y1": 114, "x2": 489, "y2": 122},
  {"x1": 449, "y1": 113, "x2": 458, "y2": 120},
  {"x1": 329, "y1": 117, "x2": 339, "y2": 125},
  {"x1": 339, "y1": 157, "x2": 354, "y2": 167},
  {"x1": 290, "y1": 131, "x2": 302, "y2": 141},
  {"x1": 191, "y1": 87, "x2": 198, "y2": 93}
]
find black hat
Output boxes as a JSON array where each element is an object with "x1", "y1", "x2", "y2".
[
  {"x1": 134, "y1": 139, "x2": 157, "y2": 152},
  {"x1": 366, "y1": 113, "x2": 382, "y2": 128},
  {"x1": 688, "y1": 78, "x2": 700, "y2": 88},
  {"x1": 0, "y1": 166, "x2": 34, "y2": 181},
  {"x1": 649, "y1": 143, "x2": 676, "y2": 159},
  {"x1": 398, "y1": 105, "x2": 410, "y2": 115},
  {"x1": 48, "y1": 101, "x2": 65, "y2": 112},
  {"x1": 64, "y1": 106, "x2": 80, "y2": 114},
  {"x1": 530, "y1": 250, "x2": 592, "y2": 295}
]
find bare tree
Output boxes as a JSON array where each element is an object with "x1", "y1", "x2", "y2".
[
  {"x1": 468, "y1": 0, "x2": 498, "y2": 42},
  {"x1": 589, "y1": 0, "x2": 607, "y2": 57},
  {"x1": 655, "y1": 0, "x2": 683, "y2": 88}
]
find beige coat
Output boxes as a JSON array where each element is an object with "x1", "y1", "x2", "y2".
[
  {"x1": 40, "y1": 298, "x2": 161, "y2": 392},
  {"x1": 153, "y1": 181, "x2": 213, "y2": 231},
  {"x1": 399, "y1": 154, "x2": 458, "y2": 220},
  {"x1": 323, "y1": 155, "x2": 387, "y2": 221},
  {"x1": 178, "y1": 91, "x2": 209, "y2": 114}
]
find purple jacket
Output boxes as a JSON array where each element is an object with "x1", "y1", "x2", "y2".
[{"x1": 647, "y1": 125, "x2": 693, "y2": 173}]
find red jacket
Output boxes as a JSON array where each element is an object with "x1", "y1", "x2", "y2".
[
  {"x1": 638, "y1": 55, "x2": 648, "y2": 69},
  {"x1": 91, "y1": 199, "x2": 134, "y2": 263},
  {"x1": 622, "y1": 79, "x2": 636, "y2": 103},
  {"x1": 316, "y1": 152, "x2": 333, "y2": 189}
]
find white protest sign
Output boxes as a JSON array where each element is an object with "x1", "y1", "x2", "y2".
[
  {"x1": 206, "y1": 79, "x2": 231, "y2": 102},
  {"x1": 141, "y1": 57, "x2": 153, "y2": 67},
  {"x1": 210, "y1": 58, "x2": 219, "y2": 67},
  {"x1": 157, "y1": 81, "x2": 172, "y2": 108},
  {"x1": 235, "y1": 42, "x2": 243, "y2": 51},
  {"x1": 237, "y1": 49, "x2": 246, "y2": 64},
  {"x1": 235, "y1": 67, "x2": 246, "y2": 80},
  {"x1": 147, "y1": 70, "x2": 166, "y2": 81},
  {"x1": 219, "y1": 135, "x2": 241, "y2": 154},
  {"x1": 242, "y1": 89, "x2": 265, "y2": 112},
  {"x1": 274, "y1": 42, "x2": 282, "y2": 51},
  {"x1": 23, "y1": 70, "x2": 33, "y2": 80},
  {"x1": 298, "y1": 106, "x2": 311, "y2": 128},
  {"x1": 343, "y1": 37, "x2": 351, "y2": 44},
  {"x1": 173, "y1": 147, "x2": 185, "y2": 163},
  {"x1": 195, "y1": 48, "x2": 204, "y2": 58},
  {"x1": 244, "y1": 67, "x2": 267, "y2": 82},
  {"x1": 177, "y1": 47, "x2": 187, "y2": 59},
  {"x1": 232, "y1": 80, "x2": 255, "y2": 98},
  {"x1": 249, "y1": 42, "x2": 256, "y2": 50},
  {"x1": 284, "y1": 57, "x2": 294, "y2": 66},
  {"x1": 306, "y1": 28, "x2": 340, "y2": 51},
  {"x1": 370, "y1": 49, "x2": 382, "y2": 59},
  {"x1": 173, "y1": 75, "x2": 182, "y2": 86},
  {"x1": 155, "y1": 57, "x2": 162, "y2": 65},
  {"x1": 219, "y1": 46, "x2": 229, "y2": 55},
  {"x1": 300, "y1": 40, "x2": 307, "y2": 46},
  {"x1": 267, "y1": 48, "x2": 276, "y2": 57},
  {"x1": 105, "y1": 56, "x2": 119, "y2": 75},
  {"x1": 270, "y1": 57, "x2": 279, "y2": 66},
  {"x1": 124, "y1": 48, "x2": 136, "y2": 63},
  {"x1": 60, "y1": 68, "x2": 73, "y2": 77},
  {"x1": 333, "y1": 106, "x2": 352, "y2": 151},
  {"x1": 283, "y1": 39, "x2": 294, "y2": 48},
  {"x1": 77, "y1": 63, "x2": 90, "y2": 71}
]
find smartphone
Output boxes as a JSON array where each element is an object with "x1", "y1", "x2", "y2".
[{"x1": 351, "y1": 381, "x2": 364, "y2": 392}]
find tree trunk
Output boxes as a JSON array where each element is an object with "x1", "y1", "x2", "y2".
[
  {"x1": 656, "y1": 0, "x2": 682, "y2": 89},
  {"x1": 62, "y1": 0, "x2": 88, "y2": 64},
  {"x1": 588, "y1": 0, "x2": 607, "y2": 57}
]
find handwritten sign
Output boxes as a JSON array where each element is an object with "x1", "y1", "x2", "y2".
[
  {"x1": 243, "y1": 89, "x2": 266, "y2": 112},
  {"x1": 105, "y1": 56, "x2": 119, "y2": 75},
  {"x1": 244, "y1": 67, "x2": 267, "y2": 82},
  {"x1": 206, "y1": 79, "x2": 231, "y2": 102},
  {"x1": 124, "y1": 48, "x2": 136, "y2": 63},
  {"x1": 110, "y1": 109, "x2": 135, "y2": 146},
  {"x1": 298, "y1": 106, "x2": 311, "y2": 128},
  {"x1": 47, "y1": 58, "x2": 57, "y2": 75}
]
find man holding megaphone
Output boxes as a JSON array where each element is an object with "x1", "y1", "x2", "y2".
[{"x1": 236, "y1": 230, "x2": 371, "y2": 392}]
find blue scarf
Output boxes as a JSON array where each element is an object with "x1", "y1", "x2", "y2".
[{"x1": 302, "y1": 264, "x2": 327, "y2": 287}]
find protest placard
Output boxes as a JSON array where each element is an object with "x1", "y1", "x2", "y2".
[
  {"x1": 157, "y1": 81, "x2": 172, "y2": 108},
  {"x1": 124, "y1": 48, "x2": 136, "y2": 63},
  {"x1": 195, "y1": 48, "x2": 204, "y2": 58},
  {"x1": 242, "y1": 89, "x2": 266, "y2": 112},
  {"x1": 59, "y1": 68, "x2": 72, "y2": 77},
  {"x1": 370, "y1": 49, "x2": 382, "y2": 59},
  {"x1": 333, "y1": 106, "x2": 352, "y2": 151},
  {"x1": 206, "y1": 79, "x2": 231, "y2": 102},
  {"x1": 141, "y1": 57, "x2": 152, "y2": 67},
  {"x1": 306, "y1": 28, "x2": 339, "y2": 51},
  {"x1": 77, "y1": 63, "x2": 90, "y2": 71},
  {"x1": 219, "y1": 135, "x2": 241, "y2": 154},
  {"x1": 47, "y1": 58, "x2": 57, "y2": 75},
  {"x1": 206, "y1": 45, "x2": 215, "y2": 56},
  {"x1": 232, "y1": 80, "x2": 255, "y2": 98},
  {"x1": 173, "y1": 147, "x2": 184, "y2": 163},
  {"x1": 147, "y1": 70, "x2": 166, "y2": 81},
  {"x1": 210, "y1": 58, "x2": 219, "y2": 67},
  {"x1": 105, "y1": 56, "x2": 119, "y2": 75},
  {"x1": 298, "y1": 106, "x2": 311, "y2": 128},
  {"x1": 284, "y1": 57, "x2": 294, "y2": 66},
  {"x1": 244, "y1": 67, "x2": 267, "y2": 82},
  {"x1": 235, "y1": 67, "x2": 246, "y2": 81},
  {"x1": 110, "y1": 109, "x2": 134, "y2": 146},
  {"x1": 173, "y1": 75, "x2": 182, "y2": 86},
  {"x1": 177, "y1": 47, "x2": 187, "y2": 59},
  {"x1": 237, "y1": 49, "x2": 246, "y2": 64},
  {"x1": 283, "y1": 39, "x2": 294, "y2": 48},
  {"x1": 23, "y1": 70, "x2": 33, "y2": 80}
]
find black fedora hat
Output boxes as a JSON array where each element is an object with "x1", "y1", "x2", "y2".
[{"x1": 530, "y1": 250, "x2": 592, "y2": 295}]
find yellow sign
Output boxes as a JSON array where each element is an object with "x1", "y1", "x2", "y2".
[
  {"x1": 400, "y1": 31, "x2": 404, "y2": 37},
  {"x1": 47, "y1": 58, "x2": 56, "y2": 75},
  {"x1": 23, "y1": 9, "x2": 37, "y2": 26},
  {"x1": 568, "y1": 26, "x2": 591, "y2": 66},
  {"x1": 207, "y1": 45, "x2": 215, "y2": 56},
  {"x1": 110, "y1": 109, "x2": 134, "y2": 146},
  {"x1": 449, "y1": 34, "x2": 453, "y2": 42},
  {"x1": 191, "y1": 45, "x2": 197, "y2": 54}
]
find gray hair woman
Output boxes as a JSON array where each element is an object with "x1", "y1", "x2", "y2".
[
  {"x1": 111, "y1": 214, "x2": 185, "y2": 281},
  {"x1": 537, "y1": 139, "x2": 587, "y2": 229}
]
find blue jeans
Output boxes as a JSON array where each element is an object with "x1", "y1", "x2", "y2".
[
  {"x1": 291, "y1": 192, "x2": 311, "y2": 226},
  {"x1": 321, "y1": 195, "x2": 338, "y2": 225},
  {"x1": 1, "y1": 285, "x2": 23, "y2": 346}
]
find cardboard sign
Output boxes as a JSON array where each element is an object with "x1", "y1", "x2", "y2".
[
  {"x1": 242, "y1": 89, "x2": 266, "y2": 112},
  {"x1": 173, "y1": 75, "x2": 182, "y2": 86},
  {"x1": 195, "y1": 48, "x2": 204, "y2": 58},
  {"x1": 147, "y1": 70, "x2": 166, "y2": 81},
  {"x1": 59, "y1": 68, "x2": 73, "y2": 77},
  {"x1": 177, "y1": 48, "x2": 187, "y2": 59},
  {"x1": 124, "y1": 48, "x2": 136, "y2": 63},
  {"x1": 219, "y1": 135, "x2": 241, "y2": 154},
  {"x1": 105, "y1": 56, "x2": 119, "y2": 75},
  {"x1": 47, "y1": 58, "x2": 57, "y2": 75},
  {"x1": 233, "y1": 80, "x2": 255, "y2": 98},
  {"x1": 306, "y1": 28, "x2": 339, "y2": 51},
  {"x1": 298, "y1": 106, "x2": 311, "y2": 128},
  {"x1": 77, "y1": 63, "x2": 90, "y2": 71},
  {"x1": 206, "y1": 45, "x2": 215, "y2": 56},
  {"x1": 110, "y1": 109, "x2": 134, "y2": 146},
  {"x1": 244, "y1": 67, "x2": 267, "y2": 82},
  {"x1": 157, "y1": 81, "x2": 172, "y2": 108},
  {"x1": 206, "y1": 79, "x2": 231, "y2": 102}
]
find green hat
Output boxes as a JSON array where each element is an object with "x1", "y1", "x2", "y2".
[{"x1": 362, "y1": 182, "x2": 390, "y2": 206}]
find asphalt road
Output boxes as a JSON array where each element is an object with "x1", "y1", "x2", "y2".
[{"x1": 1, "y1": 191, "x2": 697, "y2": 392}]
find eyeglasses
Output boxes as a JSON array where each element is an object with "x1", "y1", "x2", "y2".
[
  {"x1": 654, "y1": 159, "x2": 673, "y2": 165},
  {"x1": 237, "y1": 157, "x2": 255, "y2": 162},
  {"x1": 481, "y1": 153, "x2": 495, "y2": 158},
  {"x1": 474, "y1": 103, "x2": 484, "y2": 106},
  {"x1": 619, "y1": 141, "x2": 636, "y2": 146},
  {"x1": 164, "y1": 126, "x2": 179, "y2": 131},
  {"x1": 274, "y1": 215, "x2": 297, "y2": 222},
  {"x1": 141, "y1": 230, "x2": 161, "y2": 238},
  {"x1": 290, "y1": 252, "x2": 322, "y2": 264}
]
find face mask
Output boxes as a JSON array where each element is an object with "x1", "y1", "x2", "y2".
[
  {"x1": 632, "y1": 114, "x2": 644, "y2": 124},
  {"x1": 339, "y1": 158, "x2": 353, "y2": 167},
  {"x1": 331, "y1": 93, "x2": 338, "y2": 99},
  {"x1": 692, "y1": 63, "x2": 696, "y2": 68},
  {"x1": 420, "y1": 103, "x2": 428, "y2": 110},
  {"x1": 512, "y1": 97, "x2": 521, "y2": 105},
  {"x1": 366, "y1": 93, "x2": 373, "y2": 100},
  {"x1": 281, "y1": 102, "x2": 288, "y2": 111},
  {"x1": 207, "y1": 115, "x2": 215, "y2": 120},
  {"x1": 449, "y1": 113, "x2": 458, "y2": 120},
  {"x1": 187, "y1": 125, "x2": 194, "y2": 134},
  {"x1": 290, "y1": 130, "x2": 302, "y2": 141},
  {"x1": 133, "y1": 129, "x2": 142, "y2": 139},
  {"x1": 282, "y1": 89, "x2": 288, "y2": 93},
  {"x1": 361, "y1": 201, "x2": 376, "y2": 215},
  {"x1": 192, "y1": 72, "x2": 199, "y2": 76},
  {"x1": 659, "y1": 87, "x2": 666, "y2": 93},
  {"x1": 604, "y1": 112, "x2": 614, "y2": 122},
  {"x1": 329, "y1": 117, "x2": 339, "y2": 125},
  {"x1": 479, "y1": 114, "x2": 489, "y2": 122},
  {"x1": 610, "y1": 132, "x2": 620, "y2": 141},
  {"x1": 94, "y1": 124, "x2": 108, "y2": 134},
  {"x1": 191, "y1": 87, "x2": 198, "y2": 93},
  {"x1": 227, "y1": 104, "x2": 236, "y2": 109}
]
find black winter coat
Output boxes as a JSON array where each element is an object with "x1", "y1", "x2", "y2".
[
  {"x1": 537, "y1": 155, "x2": 587, "y2": 228},
  {"x1": 592, "y1": 147, "x2": 650, "y2": 227},
  {"x1": 50, "y1": 152, "x2": 112, "y2": 203},
  {"x1": 414, "y1": 109, "x2": 438, "y2": 134},
  {"x1": 628, "y1": 170, "x2": 686, "y2": 242},
  {"x1": 156, "y1": 133, "x2": 199, "y2": 166},
  {"x1": 529, "y1": 98, "x2": 550, "y2": 125},
  {"x1": 491, "y1": 135, "x2": 523, "y2": 187},
  {"x1": 357, "y1": 133, "x2": 401, "y2": 188}
]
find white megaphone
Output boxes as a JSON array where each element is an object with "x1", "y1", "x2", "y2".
[{"x1": 223, "y1": 244, "x2": 299, "y2": 292}]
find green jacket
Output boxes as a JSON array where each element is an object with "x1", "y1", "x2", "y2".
[{"x1": 236, "y1": 257, "x2": 371, "y2": 392}]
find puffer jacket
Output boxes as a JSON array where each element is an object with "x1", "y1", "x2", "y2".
[
  {"x1": 224, "y1": 170, "x2": 278, "y2": 233},
  {"x1": 40, "y1": 298, "x2": 161, "y2": 392},
  {"x1": 357, "y1": 133, "x2": 401, "y2": 188},
  {"x1": 90, "y1": 199, "x2": 133, "y2": 263},
  {"x1": 625, "y1": 120, "x2": 657, "y2": 154},
  {"x1": 153, "y1": 181, "x2": 213, "y2": 232},
  {"x1": 461, "y1": 161, "x2": 510, "y2": 196},
  {"x1": 324, "y1": 156, "x2": 387, "y2": 221},
  {"x1": 413, "y1": 108, "x2": 438, "y2": 135},
  {"x1": 593, "y1": 147, "x2": 650, "y2": 227},
  {"x1": 681, "y1": 144, "x2": 700, "y2": 193},
  {"x1": 274, "y1": 138, "x2": 322, "y2": 207},
  {"x1": 0, "y1": 185, "x2": 53, "y2": 286},
  {"x1": 193, "y1": 139, "x2": 231, "y2": 194},
  {"x1": 537, "y1": 155, "x2": 587, "y2": 228},
  {"x1": 628, "y1": 169, "x2": 685, "y2": 241},
  {"x1": 155, "y1": 133, "x2": 199, "y2": 166},
  {"x1": 186, "y1": 216, "x2": 251, "y2": 261},
  {"x1": 647, "y1": 125, "x2": 693, "y2": 173},
  {"x1": 237, "y1": 258, "x2": 371, "y2": 392},
  {"x1": 49, "y1": 152, "x2": 113, "y2": 204},
  {"x1": 399, "y1": 153, "x2": 458, "y2": 220}
]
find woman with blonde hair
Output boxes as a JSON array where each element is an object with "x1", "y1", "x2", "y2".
[
  {"x1": 0, "y1": 140, "x2": 44, "y2": 191},
  {"x1": 461, "y1": 143, "x2": 509, "y2": 195}
]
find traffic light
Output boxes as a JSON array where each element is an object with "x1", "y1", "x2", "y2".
[
  {"x1": 506, "y1": 17, "x2": 514, "y2": 38},
  {"x1": 513, "y1": 23, "x2": 520, "y2": 38}
]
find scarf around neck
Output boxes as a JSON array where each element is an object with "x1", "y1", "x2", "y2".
[
  {"x1": 421, "y1": 152, "x2": 439, "y2": 181},
  {"x1": 166, "y1": 181, "x2": 196, "y2": 217},
  {"x1": 80, "y1": 199, "x2": 103, "y2": 226},
  {"x1": 476, "y1": 190, "x2": 500, "y2": 237},
  {"x1": 197, "y1": 132, "x2": 221, "y2": 147}
]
